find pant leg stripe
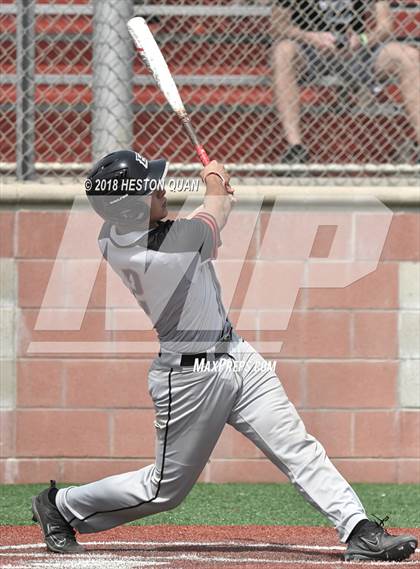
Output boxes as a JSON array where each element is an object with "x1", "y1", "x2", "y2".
[{"x1": 79, "y1": 368, "x2": 173, "y2": 522}]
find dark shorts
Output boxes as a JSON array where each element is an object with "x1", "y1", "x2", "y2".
[{"x1": 297, "y1": 43, "x2": 385, "y2": 89}]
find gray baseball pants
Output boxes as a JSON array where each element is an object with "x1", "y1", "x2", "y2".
[{"x1": 56, "y1": 340, "x2": 366, "y2": 541}]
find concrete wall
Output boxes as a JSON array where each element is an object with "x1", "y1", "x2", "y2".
[{"x1": 0, "y1": 201, "x2": 419, "y2": 484}]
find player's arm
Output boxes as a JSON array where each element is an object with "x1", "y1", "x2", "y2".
[
  {"x1": 198, "y1": 161, "x2": 235, "y2": 231},
  {"x1": 172, "y1": 162, "x2": 233, "y2": 260},
  {"x1": 185, "y1": 204, "x2": 204, "y2": 220}
]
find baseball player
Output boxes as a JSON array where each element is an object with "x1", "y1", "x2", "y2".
[{"x1": 32, "y1": 151, "x2": 417, "y2": 562}]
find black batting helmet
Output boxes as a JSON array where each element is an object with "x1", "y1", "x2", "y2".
[{"x1": 85, "y1": 150, "x2": 167, "y2": 225}]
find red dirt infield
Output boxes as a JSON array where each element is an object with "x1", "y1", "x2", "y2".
[{"x1": 1, "y1": 525, "x2": 419, "y2": 568}]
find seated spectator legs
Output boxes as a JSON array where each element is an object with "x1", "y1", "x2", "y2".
[
  {"x1": 273, "y1": 40, "x2": 310, "y2": 164},
  {"x1": 374, "y1": 42, "x2": 420, "y2": 153}
]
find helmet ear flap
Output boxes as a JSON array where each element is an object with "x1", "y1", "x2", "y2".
[
  {"x1": 93, "y1": 194, "x2": 151, "y2": 226},
  {"x1": 135, "y1": 196, "x2": 150, "y2": 223}
]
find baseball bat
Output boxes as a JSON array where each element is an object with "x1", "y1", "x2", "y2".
[{"x1": 127, "y1": 17, "x2": 210, "y2": 167}]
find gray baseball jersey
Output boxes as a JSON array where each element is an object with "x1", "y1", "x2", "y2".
[
  {"x1": 56, "y1": 211, "x2": 367, "y2": 542},
  {"x1": 98, "y1": 214, "x2": 229, "y2": 353}
]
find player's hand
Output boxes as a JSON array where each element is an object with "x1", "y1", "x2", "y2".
[
  {"x1": 201, "y1": 161, "x2": 233, "y2": 194},
  {"x1": 304, "y1": 32, "x2": 337, "y2": 52}
]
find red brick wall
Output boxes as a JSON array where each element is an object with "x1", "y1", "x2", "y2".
[{"x1": 0, "y1": 208, "x2": 419, "y2": 484}]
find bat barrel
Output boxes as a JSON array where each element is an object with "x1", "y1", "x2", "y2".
[{"x1": 128, "y1": 17, "x2": 211, "y2": 167}]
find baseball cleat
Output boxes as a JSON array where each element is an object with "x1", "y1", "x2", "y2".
[
  {"x1": 31, "y1": 480, "x2": 85, "y2": 554},
  {"x1": 344, "y1": 516, "x2": 417, "y2": 562}
]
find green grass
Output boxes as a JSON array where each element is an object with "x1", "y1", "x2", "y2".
[{"x1": 1, "y1": 483, "x2": 419, "y2": 527}]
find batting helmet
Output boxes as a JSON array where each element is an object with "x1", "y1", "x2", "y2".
[{"x1": 85, "y1": 150, "x2": 167, "y2": 225}]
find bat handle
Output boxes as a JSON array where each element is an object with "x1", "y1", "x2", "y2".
[
  {"x1": 180, "y1": 114, "x2": 210, "y2": 166},
  {"x1": 195, "y1": 145, "x2": 210, "y2": 166},
  {"x1": 180, "y1": 113, "x2": 234, "y2": 193}
]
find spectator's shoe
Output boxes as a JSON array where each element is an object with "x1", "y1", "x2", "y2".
[
  {"x1": 344, "y1": 516, "x2": 417, "y2": 562},
  {"x1": 281, "y1": 144, "x2": 310, "y2": 165},
  {"x1": 31, "y1": 480, "x2": 85, "y2": 554}
]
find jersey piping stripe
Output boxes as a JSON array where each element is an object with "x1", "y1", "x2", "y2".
[
  {"x1": 193, "y1": 213, "x2": 219, "y2": 258},
  {"x1": 194, "y1": 212, "x2": 218, "y2": 239},
  {"x1": 78, "y1": 368, "x2": 173, "y2": 523}
]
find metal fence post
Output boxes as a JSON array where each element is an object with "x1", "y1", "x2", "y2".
[
  {"x1": 92, "y1": 0, "x2": 134, "y2": 162},
  {"x1": 16, "y1": 0, "x2": 36, "y2": 180}
]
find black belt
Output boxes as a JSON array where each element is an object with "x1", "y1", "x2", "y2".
[
  {"x1": 160, "y1": 320, "x2": 234, "y2": 367},
  {"x1": 180, "y1": 352, "x2": 228, "y2": 366},
  {"x1": 158, "y1": 351, "x2": 227, "y2": 367}
]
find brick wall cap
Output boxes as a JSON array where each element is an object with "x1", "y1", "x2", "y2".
[{"x1": 1, "y1": 181, "x2": 419, "y2": 206}]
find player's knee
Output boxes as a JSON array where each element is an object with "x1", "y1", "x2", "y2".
[
  {"x1": 156, "y1": 495, "x2": 184, "y2": 513},
  {"x1": 274, "y1": 40, "x2": 298, "y2": 68},
  {"x1": 165, "y1": 493, "x2": 185, "y2": 511},
  {"x1": 155, "y1": 487, "x2": 188, "y2": 512}
]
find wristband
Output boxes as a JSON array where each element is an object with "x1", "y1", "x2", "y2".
[{"x1": 359, "y1": 33, "x2": 368, "y2": 47}]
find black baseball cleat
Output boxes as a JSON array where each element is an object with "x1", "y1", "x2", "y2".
[
  {"x1": 31, "y1": 480, "x2": 85, "y2": 554},
  {"x1": 344, "y1": 516, "x2": 417, "y2": 562}
]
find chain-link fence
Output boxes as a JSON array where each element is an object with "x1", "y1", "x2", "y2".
[{"x1": 1, "y1": 0, "x2": 419, "y2": 183}]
